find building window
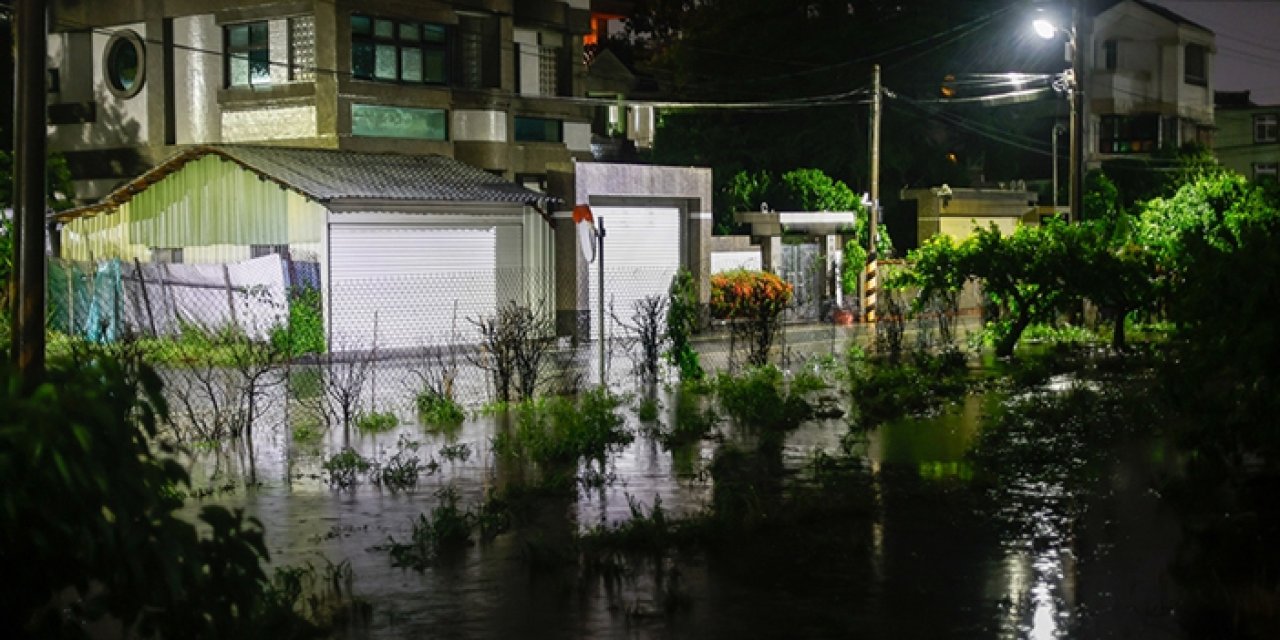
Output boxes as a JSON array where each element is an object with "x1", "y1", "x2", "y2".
[
  {"x1": 351, "y1": 103, "x2": 448, "y2": 140},
  {"x1": 514, "y1": 29, "x2": 563, "y2": 96},
  {"x1": 1184, "y1": 43, "x2": 1207, "y2": 86},
  {"x1": 514, "y1": 116, "x2": 563, "y2": 143},
  {"x1": 457, "y1": 14, "x2": 497, "y2": 89},
  {"x1": 1099, "y1": 114, "x2": 1159, "y2": 154},
  {"x1": 1103, "y1": 40, "x2": 1117, "y2": 71},
  {"x1": 226, "y1": 21, "x2": 270, "y2": 87},
  {"x1": 151, "y1": 247, "x2": 184, "y2": 264},
  {"x1": 104, "y1": 30, "x2": 146, "y2": 98},
  {"x1": 351, "y1": 14, "x2": 448, "y2": 85},
  {"x1": 289, "y1": 16, "x2": 316, "y2": 82},
  {"x1": 1255, "y1": 114, "x2": 1278, "y2": 143},
  {"x1": 1255, "y1": 163, "x2": 1278, "y2": 183},
  {"x1": 251, "y1": 244, "x2": 290, "y2": 259}
]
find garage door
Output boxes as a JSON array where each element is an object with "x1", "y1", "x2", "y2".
[
  {"x1": 587, "y1": 206, "x2": 681, "y2": 340},
  {"x1": 329, "y1": 225, "x2": 496, "y2": 350}
]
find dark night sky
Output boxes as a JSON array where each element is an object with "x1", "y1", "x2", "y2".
[{"x1": 1154, "y1": 0, "x2": 1280, "y2": 104}]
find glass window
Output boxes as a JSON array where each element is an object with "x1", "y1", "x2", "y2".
[
  {"x1": 351, "y1": 103, "x2": 447, "y2": 140},
  {"x1": 351, "y1": 15, "x2": 371, "y2": 35},
  {"x1": 151, "y1": 247, "x2": 184, "y2": 264},
  {"x1": 374, "y1": 44, "x2": 397, "y2": 80},
  {"x1": 1185, "y1": 44, "x2": 1207, "y2": 86},
  {"x1": 401, "y1": 48, "x2": 423, "y2": 82},
  {"x1": 289, "y1": 16, "x2": 316, "y2": 82},
  {"x1": 1255, "y1": 114, "x2": 1278, "y2": 143},
  {"x1": 351, "y1": 14, "x2": 448, "y2": 85},
  {"x1": 514, "y1": 116, "x2": 563, "y2": 143},
  {"x1": 1099, "y1": 114, "x2": 1159, "y2": 154},
  {"x1": 1254, "y1": 163, "x2": 1278, "y2": 183},
  {"x1": 1103, "y1": 40, "x2": 1117, "y2": 71},
  {"x1": 251, "y1": 244, "x2": 290, "y2": 259},
  {"x1": 105, "y1": 31, "x2": 146, "y2": 97},
  {"x1": 226, "y1": 21, "x2": 270, "y2": 87}
]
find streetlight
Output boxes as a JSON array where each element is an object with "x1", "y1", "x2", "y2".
[{"x1": 1033, "y1": 3, "x2": 1084, "y2": 223}]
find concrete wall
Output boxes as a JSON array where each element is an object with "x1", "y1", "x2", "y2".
[
  {"x1": 548, "y1": 161, "x2": 714, "y2": 337},
  {"x1": 709, "y1": 236, "x2": 762, "y2": 273},
  {"x1": 48, "y1": 0, "x2": 595, "y2": 201},
  {"x1": 903, "y1": 187, "x2": 1036, "y2": 246},
  {"x1": 1216, "y1": 106, "x2": 1280, "y2": 179}
]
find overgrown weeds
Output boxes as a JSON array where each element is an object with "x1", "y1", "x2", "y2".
[
  {"x1": 713, "y1": 365, "x2": 813, "y2": 432},
  {"x1": 355, "y1": 411, "x2": 398, "y2": 434},
  {"x1": 382, "y1": 486, "x2": 485, "y2": 571},
  {"x1": 491, "y1": 388, "x2": 632, "y2": 492},
  {"x1": 322, "y1": 449, "x2": 373, "y2": 489},
  {"x1": 416, "y1": 390, "x2": 465, "y2": 426}
]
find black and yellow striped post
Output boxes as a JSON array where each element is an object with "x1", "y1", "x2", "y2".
[{"x1": 863, "y1": 256, "x2": 878, "y2": 323}]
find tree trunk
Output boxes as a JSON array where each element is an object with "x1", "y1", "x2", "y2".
[
  {"x1": 995, "y1": 313, "x2": 1032, "y2": 358},
  {"x1": 1112, "y1": 309, "x2": 1127, "y2": 352}
]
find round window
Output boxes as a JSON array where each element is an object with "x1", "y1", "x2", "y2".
[{"x1": 104, "y1": 30, "x2": 145, "y2": 98}]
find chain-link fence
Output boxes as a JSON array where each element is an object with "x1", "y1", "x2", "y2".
[{"x1": 45, "y1": 254, "x2": 876, "y2": 442}]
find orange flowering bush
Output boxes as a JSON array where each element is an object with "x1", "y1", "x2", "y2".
[
  {"x1": 710, "y1": 270, "x2": 793, "y2": 366},
  {"x1": 710, "y1": 269, "x2": 793, "y2": 320}
]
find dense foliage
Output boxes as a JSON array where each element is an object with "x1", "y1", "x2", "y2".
[
  {"x1": 709, "y1": 269, "x2": 792, "y2": 321},
  {"x1": 665, "y1": 268, "x2": 705, "y2": 381},
  {"x1": 0, "y1": 348, "x2": 315, "y2": 638}
]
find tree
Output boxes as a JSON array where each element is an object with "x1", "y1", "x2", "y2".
[
  {"x1": 903, "y1": 223, "x2": 1080, "y2": 358},
  {"x1": 1142, "y1": 172, "x2": 1280, "y2": 463}
]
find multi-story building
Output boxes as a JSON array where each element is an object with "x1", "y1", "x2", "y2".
[
  {"x1": 1086, "y1": 0, "x2": 1215, "y2": 164},
  {"x1": 1214, "y1": 91, "x2": 1279, "y2": 184},
  {"x1": 46, "y1": 0, "x2": 598, "y2": 203}
]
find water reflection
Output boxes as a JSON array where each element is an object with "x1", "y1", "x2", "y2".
[{"x1": 173, "y1": 372, "x2": 1181, "y2": 638}]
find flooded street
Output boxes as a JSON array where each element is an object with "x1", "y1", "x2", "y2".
[{"x1": 171, "y1": 353, "x2": 1204, "y2": 640}]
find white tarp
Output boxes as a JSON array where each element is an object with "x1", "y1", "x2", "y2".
[{"x1": 123, "y1": 254, "x2": 288, "y2": 340}]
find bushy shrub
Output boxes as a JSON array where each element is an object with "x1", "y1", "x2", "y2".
[
  {"x1": 665, "y1": 269, "x2": 704, "y2": 381},
  {"x1": 416, "y1": 390, "x2": 466, "y2": 426},
  {"x1": 710, "y1": 269, "x2": 792, "y2": 320},
  {"x1": 492, "y1": 388, "x2": 632, "y2": 468},
  {"x1": 711, "y1": 269, "x2": 793, "y2": 366},
  {"x1": 270, "y1": 287, "x2": 326, "y2": 357},
  {"x1": 714, "y1": 365, "x2": 812, "y2": 432},
  {"x1": 0, "y1": 349, "x2": 315, "y2": 637}
]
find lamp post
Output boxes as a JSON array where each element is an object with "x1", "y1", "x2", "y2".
[
  {"x1": 1035, "y1": 1, "x2": 1084, "y2": 223},
  {"x1": 1051, "y1": 123, "x2": 1065, "y2": 212}
]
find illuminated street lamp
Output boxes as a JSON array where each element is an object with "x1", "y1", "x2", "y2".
[{"x1": 1034, "y1": 4, "x2": 1084, "y2": 223}]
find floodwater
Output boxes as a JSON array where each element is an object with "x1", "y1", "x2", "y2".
[{"x1": 181, "y1": 364, "x2": 1191, "y2": 639}]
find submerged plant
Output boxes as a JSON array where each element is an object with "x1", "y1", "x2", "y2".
[
  {"x1": 438, "y1": 442, "x2": 472, "y2": 463},
  {"x1": 636, "y1": 395, "x2": 662, "y2": 422},
  {"x1": 383, "y1": 485, "x2": 475, "y2": 571},
  {"x1": 714, "y1": 365, "x2": 812, "y2": 431},
  {"x1": 493, "y1": 388, "x2": 632, "y2": 466},
  {"x1": 356, "y1": 411, "x2": 398, "y2": 434},
  {"x1": 417, "y1": 390, "x2": 466, "y2": 426},
  {"x1": 322, "y1": 448, "x2": 373, "y2": 489},
  {"x1": 372, "y1": 435, "x2": 431, "y2": 491}
]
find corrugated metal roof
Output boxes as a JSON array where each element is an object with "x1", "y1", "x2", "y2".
[{"x1": 56, "y1": 145, "x2": 548, "y2": 221}]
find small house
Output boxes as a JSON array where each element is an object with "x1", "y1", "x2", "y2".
[{"x1": 53, "y1": 145, "x2": 555, "y2": 351}]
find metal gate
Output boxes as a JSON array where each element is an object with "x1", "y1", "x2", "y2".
[{"x1": 780, "y1": 242, "x2": 821, "y2": 320}]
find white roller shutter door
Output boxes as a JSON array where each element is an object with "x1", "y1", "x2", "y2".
[
  {"x1": 587, "y1": 207, "x2": 681, "y2": 340},
  {"x1": 329, "y1": 224, "x2": 496, "y2": 350}
]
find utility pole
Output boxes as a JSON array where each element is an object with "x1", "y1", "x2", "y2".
[
  {"x1": 864, "y1": 64, "x2": 881, "y2": 323},
  {"x1": 12, "y1": 0, "x2": 47, "y2": 382},
  {"x1": 1069, "y1": 0, "x2": 1085, "y2": 222}
]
